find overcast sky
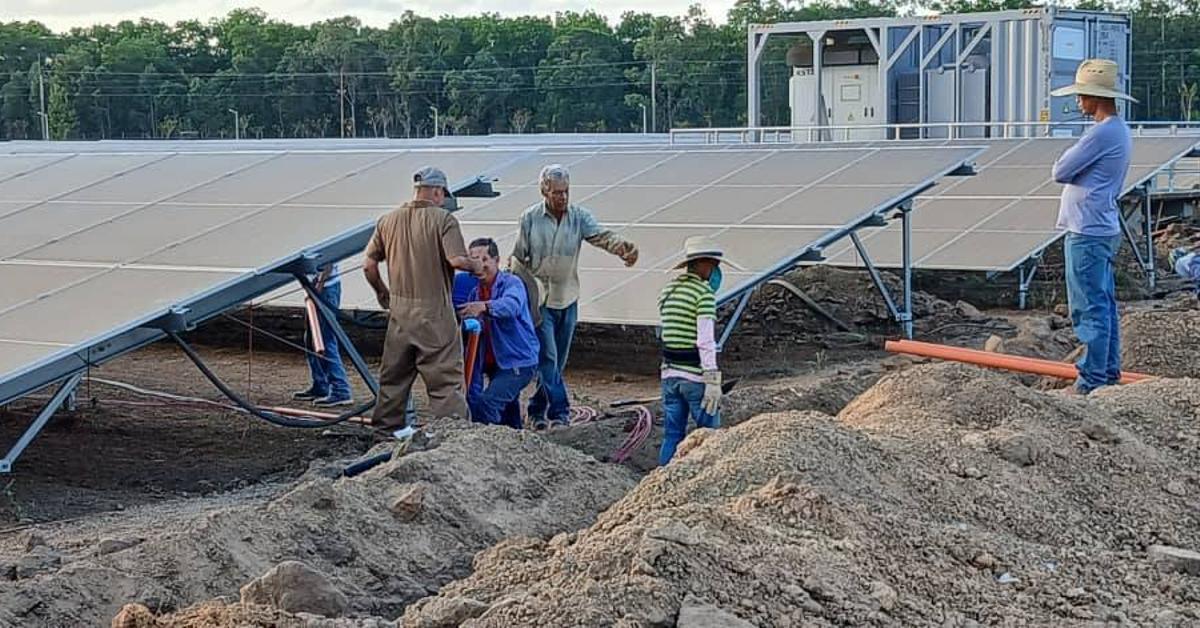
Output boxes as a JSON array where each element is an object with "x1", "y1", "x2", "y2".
[{"x1": 2, "y1": 0, "x2": 740, "y2": 31}]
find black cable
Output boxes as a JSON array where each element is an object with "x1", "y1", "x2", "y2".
[
  {"x1": 342, "y1": 309, "x2": 389, "y2": 330},
  {"x1": 167, "y1": 331, "x2": 375, "y2": 429}
]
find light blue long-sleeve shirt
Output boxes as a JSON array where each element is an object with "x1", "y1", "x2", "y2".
[{"x1": 1053, "y1": 116, "x2": 1132, "y2": 237}]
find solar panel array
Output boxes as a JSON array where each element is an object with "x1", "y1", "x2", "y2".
[
  {"x1": 322, "y1": 145, "x2": 983, "y2": 325},
  {"x1": 0, "y1": 148, "x2": 534, "y2": 385},
  {"x1": 822, "y1": 136, "x2": 1200, "y2": 271},
  {"x1": 1, "y1": 144, "x2": 983, "y2": 389}
]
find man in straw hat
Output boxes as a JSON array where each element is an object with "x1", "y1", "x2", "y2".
[
  {"x1": 657, "y1": 235, "x2": 724, "y2": 465},
  {"x1": 364, "y1": 166, "x2": 483, "y2": 437},
  {"x1": 1049, "y1": 58, "x2": 1135, "y2": 394}
]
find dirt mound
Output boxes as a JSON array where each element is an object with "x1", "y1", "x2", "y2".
[
  {"x1": 1091, "y1": 378, "x2": 1200, "y2": 470},
  {"x1": 0, "y1": 421, "x2": 636, "y2": 627},
  {"x1": 116, "y1": 601, "x2": 393, "y2": 627},
  {"x1": 1121, "y1": 307, "x2": 1200, "y2": 377},
  {"x1": 402, "y1": 364, "x2": 1200, "y2": 627}
]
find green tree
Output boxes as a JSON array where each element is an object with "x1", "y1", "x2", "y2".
[{"x1": 46, "y1": 74, "x2": 75, "y2": 139}]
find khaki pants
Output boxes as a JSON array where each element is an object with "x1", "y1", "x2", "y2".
[{"x1": 373, "y1": 302, "x2": 467, "y2": 428}]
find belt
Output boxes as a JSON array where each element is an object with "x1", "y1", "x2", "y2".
[{"x1": 661, "y1": 346, "x2": 701, "y2": 367}]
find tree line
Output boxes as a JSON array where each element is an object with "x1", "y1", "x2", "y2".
[{"x1": 0, "y1": 0, "x2": 1197, "y2": 141}]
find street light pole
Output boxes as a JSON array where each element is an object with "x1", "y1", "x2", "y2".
[
  {"x1": 228, "y1": 108, "x2": 239, "y2": 140},
  {"x1": 640, "y1": 103, "x2": 647, "y2": 134},
  {"x1": 38, "y1": 62, "x2": 49, "y2": 140},
  {"x1": 430, "y1": 105, "x2": 439, "y2": 138},
  {"x1": 650, "y1": 61, "x2": 657, "y2": 134}
]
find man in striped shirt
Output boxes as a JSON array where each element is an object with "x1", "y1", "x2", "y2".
[{"x1": 657, "y1": 236, "x2": 725, "y2": 465}]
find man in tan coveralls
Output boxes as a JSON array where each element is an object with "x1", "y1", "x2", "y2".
[{"x1": 363, "y1": 166, "x2": 483, "y2": 437}]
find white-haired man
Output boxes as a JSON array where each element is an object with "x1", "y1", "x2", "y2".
[{"x1": 510, "y1": 164, "x2": 639, "y2": 429}]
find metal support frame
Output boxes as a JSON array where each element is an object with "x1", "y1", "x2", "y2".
[
  {"x1": 1118, "y1": 185, "x2": 1157, "y2": 291},
  {"x1": 747, "y1": 31, "x2": 769, "y2": 128},
  {"x1": 295, "y1": 271, "x2": 379, "y2": 396},
  {"x1": 900, "y1": 202, "x2": 915, "y2": 339},
  {"x1": 1016, "y1": 253, "x2": 1043, "y2": 310},
  {"x1": 1142, "y1": 185, "x2": 1156, "y2": 291},
  {"x1": 0, "y1": 373, "x2": 81, "y2": 473},
  {"x1": 717, "y1": 291, "x2": 754, "y2": 350},
  {"x1": 848, "y1": 218, "x2": 916, "y2": 340}
]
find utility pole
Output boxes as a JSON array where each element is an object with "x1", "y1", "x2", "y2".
[
  {"x1": 640, "y1": 103, "x2": 647, "y2": 134},
  {"x1": 228, "y1": 108, "x2": 239, "y2": 140},
  {"x1": 430, "y1": 105, "x2": 439, "y2": 138},
  {"x1": 650, "y1": 61, "x2": 657, "y2": 134},
  {"x1": 339, "y1": 70, "x2": 346, "y2": 139},
  {"x1": 38, "y1": 64, "x2": 48, "y2": 141}
]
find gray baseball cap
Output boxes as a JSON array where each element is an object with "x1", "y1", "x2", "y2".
[{"x1": 413, "y1": 166, "x2": 450, "y2": 194}]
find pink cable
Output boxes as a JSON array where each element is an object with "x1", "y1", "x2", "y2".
[
  {"x1": 610, "y1": 405, "x2": 653, "y2": 464},
  {"x1": 569, "y1": 405, "x2": 600, "y2": 424}
]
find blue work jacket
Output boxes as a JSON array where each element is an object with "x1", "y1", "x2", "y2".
[{"x1": 466, "y1": 272, "x2": 540, "y2": 373}]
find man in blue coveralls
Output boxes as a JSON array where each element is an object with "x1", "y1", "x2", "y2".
[{"x1": 1049, "y1": 58, "x2": 1135, "y2": 394}]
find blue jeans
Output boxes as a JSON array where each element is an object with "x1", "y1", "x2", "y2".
[
  {"x1": 528, "y1": 303, "x2": 577, "y2": 423},
  {"x1": 469, "y1": 365, "x2": 536, "y2": 429},
  {"x1": 659, "y1": 377, "x2": 719, "y2": 466},
  {"x1": 1065, "y1": 233, "x2": 1122, "y2": 392},
  {"x1": 305, "y1": 282, "x2": 352, "y2": 399}
]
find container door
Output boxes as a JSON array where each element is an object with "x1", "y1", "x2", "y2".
[{"x1": 825, "y1": 65, "x2": 883, "y2": 139}]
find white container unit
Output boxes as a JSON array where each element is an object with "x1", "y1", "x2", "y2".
[{"x1": 756, "y1": 8, "x2": 1132, "y2": 140}]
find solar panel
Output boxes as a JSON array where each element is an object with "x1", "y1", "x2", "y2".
[
  {"x1": 0, "y1": 148, "x2": 534, "y2": 401},
  {"x1": 824, "y1": 136, "x2": 1200, "y2": 271},
  {"x1": 291, "y1": 145, "x2": 981, "y2": 325}
]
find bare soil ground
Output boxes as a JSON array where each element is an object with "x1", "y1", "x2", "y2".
[
  {"x1": 1, "y1": 264, "x2": 1198, "y2": 627},
  {"x1": 406, "y1": 363, "x2": 1200, "y2": 628}
]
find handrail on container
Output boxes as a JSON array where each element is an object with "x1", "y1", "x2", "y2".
[{"x1": 668, "y1": 120, "x2": 1200, "y2": 145}]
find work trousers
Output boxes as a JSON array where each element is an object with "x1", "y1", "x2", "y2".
[
  {"x1": 1064, "y1": 233, "x2": 1123, "y2": 393},
  {"x1": 469, "y1": 365, "x2": 536, "y2": 429},
  {"x1": 304, "y1": 282, "x2": 352, "y2": 399},
  {"x1": 528, "y1": 302, "x2": 577, "y2": 424},
  {"x1": 659, "y1": 377, "x2": 719, "y2": 466},
  {"x1": 373, "y1": 301, "x2": 467, "y2": 429}
]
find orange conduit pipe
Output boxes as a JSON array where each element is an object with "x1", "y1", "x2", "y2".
[
  {"x1": 884, "y1": 339, "x2": 1154, "y2": 385},
  {"x1": 463, "y1": 332, "x2": 480, "y2": 390},
  {"x1": 304, "y1": 297, "x2": 326, "y2": 355}
]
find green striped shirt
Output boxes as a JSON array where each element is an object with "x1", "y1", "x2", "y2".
[{"x1": 658, "y1": 272, "x2": 716, "y2": 374}]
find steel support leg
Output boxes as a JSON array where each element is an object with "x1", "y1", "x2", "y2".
[
  {"x1": 901, "y1": 204, "x2": 914, "y2": 339},
  {"x1": 718, "y1": 290, "x2": 754, "y2": 351},
  {"x1": 1119, "y1": 193, "x2": 1155, "y2": 290},
  {"x1": 296, "y1": 274, "x2": 379, "y2": 395},
  {"x1": 295, "y1": 274, "x2": 415, "y2": 425},
  {"x1": 0, "y1": 373, "x2": 82, "y2": 473},
  {"x1": 850, "y1": 231, "x2": 903, "y2": 325},
  {"x1": 1144, "y1": 186, "x2": 1156, "y2": 291},
  {"x1": 1017, "y1": 255, "x2": 1042, "y2": 310}
]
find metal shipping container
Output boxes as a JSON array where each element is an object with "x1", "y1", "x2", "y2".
[{"x1": 749, "y1": 8, "x2": 1132, "y2": 139}]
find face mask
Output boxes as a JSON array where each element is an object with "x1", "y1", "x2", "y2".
[{"x1": 708, "y1": 265, "x2": 723, "y2": 292}]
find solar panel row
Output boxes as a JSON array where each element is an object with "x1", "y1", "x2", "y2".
[
  {"x1": 0, "y1": 145, "x2": 981, "y2": 387},
  {"x1": 0, "y1": 149, "x2": 536, "y2": 384},
  {"x1": 311, "y1": 145, "x2": 983, "y2": 324},
  {"x1": 823, "y1": 136, "x2": 1200, "y2": 271}
]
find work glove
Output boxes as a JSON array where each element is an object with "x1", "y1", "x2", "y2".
[{"x1": 702, "y1": 369, "x2": 722, "y2": 416}]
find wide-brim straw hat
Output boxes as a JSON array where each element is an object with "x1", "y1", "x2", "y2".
[
  {"x1": 1050, "y1": 58, "x2": 1137, "y2": 102},
  {"x1": 673, "y1": 235, "x2": 725, "y2": 269}
]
